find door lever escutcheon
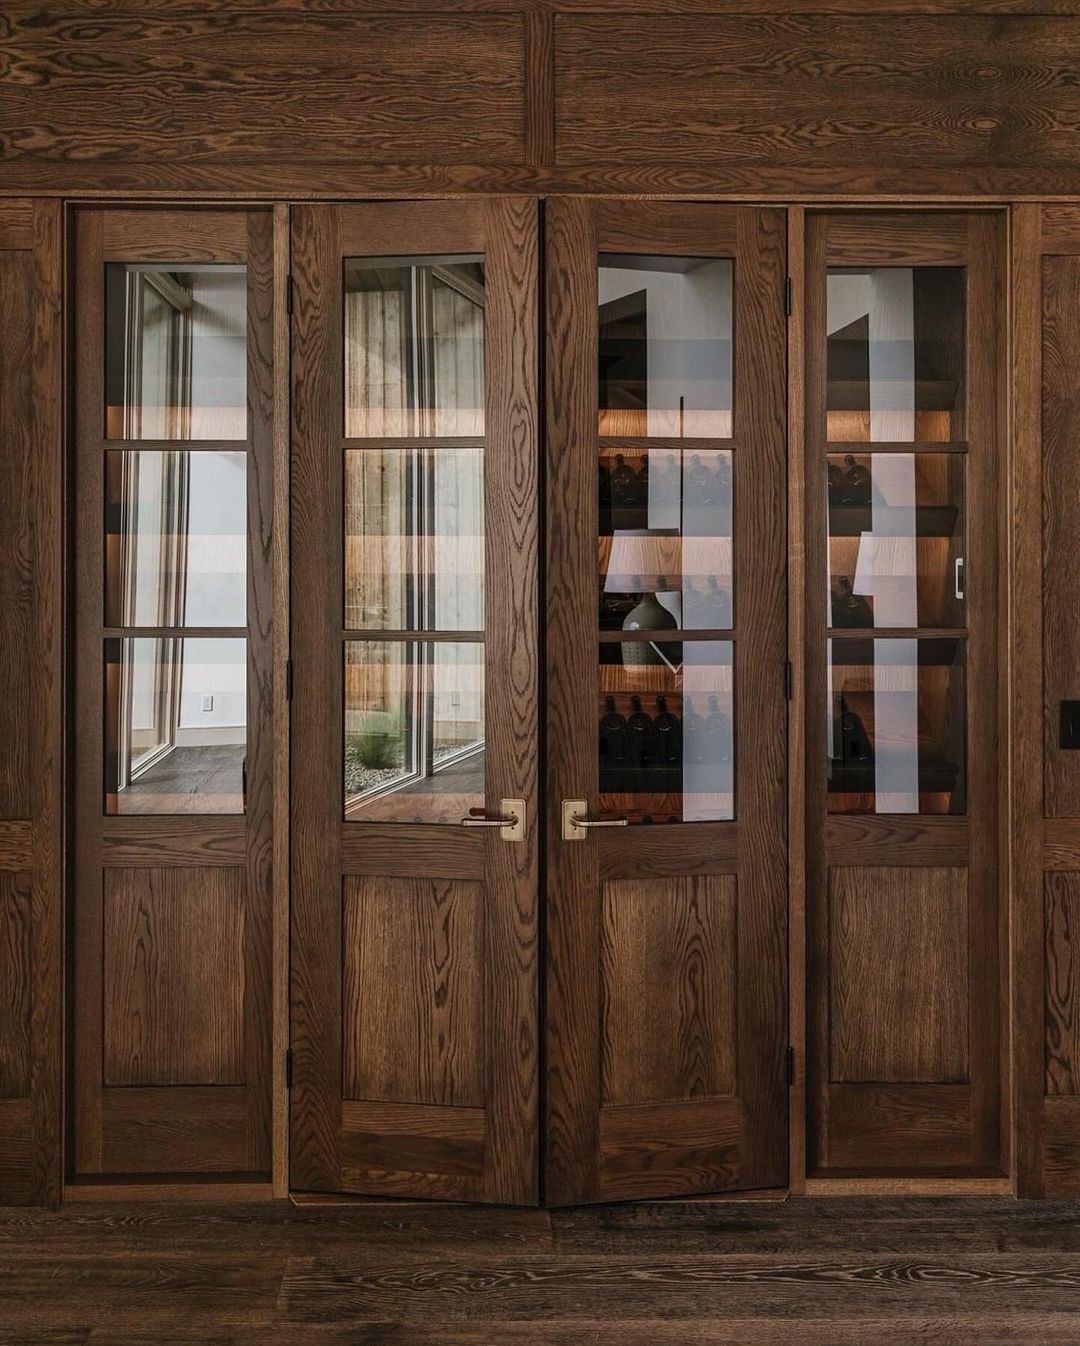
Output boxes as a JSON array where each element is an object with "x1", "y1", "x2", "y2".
[
  {"x1": 562, "y1": 798, "x2": 629, "y2": 841},
  {"x1": 459, "y1": 798, "x2": 525, "y2": 842}
]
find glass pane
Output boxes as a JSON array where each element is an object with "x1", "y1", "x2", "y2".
[
  {"x1": 826, "y1": 267, "x2": 964, "y2": 443},
  {"x1": 600, "y1": 448, "x2": 733, "y2": 632},
  {"x1": 344, "y1": 448, "x2": 483, "y2": 631},
  {"x1": 827, "y1": 636, "x2": 965, "y2": 815},
  {"x1": 599, "y1": 640, "x2": 734, "y2": 824},
  {"x1": 105, "y1": 264, "x2": 247, "y2": 440},
  {"x1": 344, "y1": 641, "x2": 484, "y2": 823},
  {"x1": 344, "y1": 256, "x2": 485, "y2": 437},
  {"x1": 105, "y1": 637, "x2": 246, "y2": 814},
  {"x1": 598, "y1": 255, "x2": 732, "y2": 438},
  {"x1": 827, "y1": 452, "x2": 965, "y2": 630},
  {"x1": 105, "y1": 451, "x2": 247, "y2": 628}
]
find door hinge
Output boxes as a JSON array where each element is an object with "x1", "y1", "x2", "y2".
[
  {"x1": 785, "y1": 275, "x2": 792, "y2": 317},
  {"x1": 285, "y1": 1047, "x2": 293, "y2": 1090},
  {"x1": 285, "y1": 274, "x2": 293, "y2": 316},
  {"x1": 285, "y1": 659, "x2": 293, "y2": 702},
  {"x1": 784, "y1": 659, "x2": 793, "y2": 701},
  {"x1": 786, "y1": 1045, "x2": 796, "y2": 1087}
]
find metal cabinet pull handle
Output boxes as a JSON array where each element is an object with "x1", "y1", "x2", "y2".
[
  {"x1": 459, "y1": 799, "x2": 525, "y2": 842},
  {"x1": 562, "y1": 798, "x2": 628, "y2": 840},
  {"x1": 954, "y1": 556, "x2": 965, "y2": 601}
]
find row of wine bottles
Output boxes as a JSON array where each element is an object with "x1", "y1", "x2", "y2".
[
  {"x1": 827, "y1": 454, "x2": 872, "y2": 507},
  {"x1": 601, "y1": 451, "x2": 732, "y2": 511},
  {"x1": 599, "y1": 693, "x2": 732, "y2": 768}
]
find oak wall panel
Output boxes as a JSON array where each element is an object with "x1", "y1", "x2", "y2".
[
  {"x1": 555, "y1": 16, "x2": 1080, "y2": 170},
  {"x1": 0, "y1": 13, "x2": 527, "y2": 169},
  {"x1": 103, "y1": 867, "x2": 246, "y2": 1088},
  {"x1": 0, "y1": 872, "x2": 31, "y2": 1099},
  {"x1": 830, "y1": 866, "x2": 969, "y2": 1084},
  {"x1": 342, "y1": 876, "x2": 485, "y2": 1108},
  {"x1": 600, "y1": 877, "x2": 737, "y2": 1107},
  {"x1": 1046, "y1": 873, "x2": 1080, "y2": 1095}
]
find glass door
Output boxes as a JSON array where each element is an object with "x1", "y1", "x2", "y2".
[
  {"x1": 545, "y1": 201, "x2": 789, "y2": 1203},
  {"x1": 289, "y1": 200, "x2": 539, "y2": 1203}
]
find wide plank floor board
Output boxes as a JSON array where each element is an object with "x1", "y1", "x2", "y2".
[{"x1": 2, "y1": 1198, "x2": 1080, "y2": 1342}]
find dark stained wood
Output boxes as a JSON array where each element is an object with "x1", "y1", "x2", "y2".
[
  {"x1": 102, "y1": 867, "x2": 246, "y2": 1088},
  {"x1": 0, "y1": 821, "x2": 32, "y2": 871},
  {"x1": 545, "y1": 200, "x2": 788, "y2": 1205},
  {"x1": 1045, "y1": 873, "x2": 1080, "y2": 1094},
  {"x1": 1043, "y1": 1096, "x2": 1080, "y2": 1195},
  {"x1": 289, "y1": 200, "x2": 539, "y2": 1204},
  {"x1": 71, "y1": 208, "x2": 275, "y2": 1182},
  {"x1": 555, "y1": 17, "x2": 1080, "y2": 172},
  {"x1": 1042, "y1": 254, "x2": 1080, "y2": 815},
  {"x1": 0, "y1": 14, "x2": 527, "y2": 171},
  {"x1": 600, "y1": 877, "x2": 736, "y2": 1107},
  {"x1": 342, "y1": 877, "x2": 485, "y2": 1107},
  {"x1": 804, "y1": 212, "x2": 1005, "y2": 1181},
  {"x1": 830, "y1": 867, "x2": 969, "y2": 1084},
  {"x1": 1039, "y1": 206, "x2": 1080, "y2": 254},
  {"x1": 0, "y1": 872, "x2": 32, "y2": 1098}
]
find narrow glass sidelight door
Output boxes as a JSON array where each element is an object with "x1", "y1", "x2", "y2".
[
  {"x1": 289, "y1": 201, "x2": 539, "y2": 1202},
  {"x1": 545, "y1": 202, "x2": 789, "y2": 1203}
]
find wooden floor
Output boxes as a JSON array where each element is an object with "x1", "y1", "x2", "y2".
[{"x1": 3, "y1": 1196, "x2": 1080, "y2": 1344}]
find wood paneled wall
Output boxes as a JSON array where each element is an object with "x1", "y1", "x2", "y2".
[
  {"x1": 0, "y1": 201, "x2": 63, "y2": 1205},
  {"x1": 3, "y1": 4, "x2": 1080, "y2": 197}
]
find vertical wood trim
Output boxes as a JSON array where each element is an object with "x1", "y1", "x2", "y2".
[
  {"x1": 524, "y1": 15, "x2": 555, "y2": 170},
  {"x1": 1012, "y1": 204, "x2": 1044, "y2": 1197},
  {"x1": 544, "y1": 196, "x2": 600, "y2": 1205},
  {"x1": 288, "y1": 204, "x2": 342, "y2": 1191},
  {"x1": 271, "y1": 203, "x2": 290, "y2": 1200},
  {"x1": 483, "y1": 197, "x2": 540, "y2": 1204},
  {"x1": 29, "y1": 199, "x2": 63, "y2": 1204},
  {"x1": 787, "y1": 205, "x2": 807, "y2": 1195}
]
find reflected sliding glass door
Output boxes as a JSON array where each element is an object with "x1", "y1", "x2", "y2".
[
  {"x1": 289, "y1": 200, "x2": 539, "y2": 1202},
  {"x1": 544, "y1": 201, "x2": 789, "y2": 1203}
]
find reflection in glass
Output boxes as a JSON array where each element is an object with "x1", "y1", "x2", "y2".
[
  {"x1": 827, "y1": 637, "x2": 965, "y2": 815},
  {"x1": 598, "y1": 255, "x2": 733, "y2": 438},
  {"x1": 105, "y1": 264, "x2": 247, "y2": 440},
  {"x1": 344, "y1": 257, "x2": 485, "y2": 438},
  {"x1": 105, "y1": 637, "x2": 246, "y2": 814},
  {"x1": 598, "y1": 640, "x2": 734, "y2": 824},
  {"x1": 344, "y1": 448, "x2": 483, "y2": 631},
  {"x1": 600, "y1": 448, "x2": 733, "y2": 633},
  {"x1": 105, "y1": 451, "x2": 247, "y2": 628},
  {"x1": 826, "y1": 267, "x2": 964, "y2": 443},
  {"x1": 344, "y1": 641, "x2": 484, "y2": 823},
  {"x1": 827, "y1": 452, "x2": 965, "y2": 630}
]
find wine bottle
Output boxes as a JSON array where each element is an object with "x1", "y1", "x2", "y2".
[
  {"x1": 599, "y1": 693, "x2": 630, "y2": 766},
  {"x1": 611, "y1": 453, "x2": 637, "y2": 509},
  {"x1": 599, "y1": 461, "x2": 612, "y2": 513},
  {"x1": 687, "y1": 453, "x2": 711, "y2": 500},
  {"x1": 705, "y1": 575, "x2": 732, "y2": 628},
  {"x1": 682, "y1": 694, "x2": 704, "y2": 764},
  {"x1": 705, "y1": 694, "x2": 732, "y2": 764},
  {"x1": 840, "y1": 708, "x2": 872, "y2": 764},
  {"x1": 682, "y1": 580, "x2": 708, "y2": 628},
  {"x1": 653, "y1": 694, "x2": 682, "y2": 765},
  {"x1": 831, "y1": 575, "x2": 873, "y2": 628},
  {"x1": 627, "y1": 694, "x2": 652, "y2": 768},
  {"x1": 827, "y1": 460, "x2": 845, "y2": 505},
  {"x1": 622, "y1": 586, "x2": 678, "y2": 666},
  {"x1": 635, "y1": 453, "x2": 650, "y2": 510},
  {"x1": 844, "y1": 454, "x2": 872, "y2": 506}
]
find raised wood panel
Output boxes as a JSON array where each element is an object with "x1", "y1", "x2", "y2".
[
  {"x1": 1043, "y1": 255, "x2": 1080, "y2": 817},
  {"x1": 556, "y1": 16, "x2": 1080, "y2": 170},
  {"x1": 600, "y1": 877, "x2": 736, "y2": 1108},
  {"x1": 1044, "y1": 1095, "x2": 1080, "y2": 1196},
  {"x1": 0, "y1": 1098, "x2": 31, "y2": 1203},
  {"x1": 103, "y1": 867, "x2": 246, "y2": 1088},
  {"x1": 1046, "y1": 873, "x2": 1080, "y2": 1094},
  {"x1": 339, "y1": 1101, "x2": 486, "y2": 1201},
  {"x1": 830, "y1": 866, "x2": 969, "y2": 1084},
  {"x1": 99, "y1": 1087, "x2": 249, "y2": 1174},
  {"x1": 0, "y1": 872, "x2": 31, "y2": 1099},
  {"x1": 0, "y1": 14, "x2": 526, "y2": 168},
  {"x1": 0, "y1": 244, "x2": 34, "y2": 820},
  {"x1": 341, "y1": 876, "x2": 485, "y2": 1108}
]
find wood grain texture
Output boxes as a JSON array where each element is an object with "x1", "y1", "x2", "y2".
[
  {"x1": 342, "y1": 877, "x2": 485, "y2": 1108},
  {"x1": 103, "y1": 867, "x2": 246, "y2": 1088},
  {"x1": 1043, "y1": 1095, "x2": 1080, "y2": 1195},
  {"x1": 1045, "y1": 873, "x2": 1080, "y2": 1094},
  {"x1": 830, "y1": 867, "x2": 969, "y2": 1085},
  {"x1": 99, "y1": 1088, "x2": 250, "y2": 1174},
  {"x1": 0, "y1": 14, "x2": 526, "y2": 168},
  {"x1": 339, "y1": 1101, "x2": 486, "y2": 1201},
  {"x1": 1043, "y1": 254, "x2": 1080, "y2": 815},
  {"x1": 826, "y1": 1083, "x2": 974, "y2": 1170},
  {"x1": 601, "y1": 877, "x2": 736, "y2": 1107},
  {"x1": 597, "y1": 1098, "x2": 741, "y2": 1200},
  {"x1": 0, "y1": 871, "x2": 31, "y2": 1098},
  {"x1": 556, "y1": 17, "x2": 1080, "y2": 170}
]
